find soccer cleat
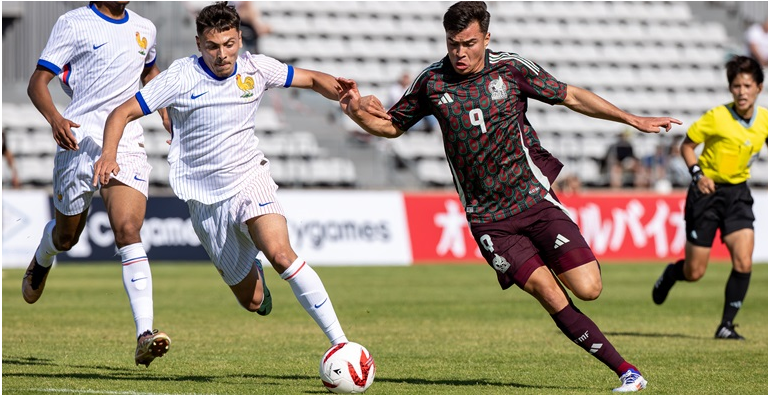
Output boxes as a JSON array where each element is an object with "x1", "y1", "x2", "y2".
[
  {"x1": 715, "y1": 322, "x2": 745, "y2": 340},
  {"x1": 135, "y1": 329, "x2": 171, "y2": 367},
  {"x1": 22, "y1": 257, "x2": 51, "y2": 304},
  {"x1": 613, "y1": 369, "x2": 647, "y2": 392},
  {"x1": 652, "y1": 263, "x2": 677, "y2": 305},
  {"x1": 255, "y1": 259, "x2": 272, "y2": 316}
]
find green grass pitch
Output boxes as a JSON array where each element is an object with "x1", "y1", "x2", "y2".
[{"x1": 3, "y1": 262, "x2": 767, "y2": 394}]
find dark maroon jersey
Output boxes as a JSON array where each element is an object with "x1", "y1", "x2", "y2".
[{"x1": 389, "y1": 49, "x2": 568, "y2": 223}]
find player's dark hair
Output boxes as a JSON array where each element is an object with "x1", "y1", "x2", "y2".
[
  {"x1": 443, "y1": 1, "x2": 490, "y2": 35},
  {"x1": 196, "y1": 1, "x2": 240, "y2": 37},
  {"x1": 726, "y1": 55, "x2": 764, "y2": 86}
]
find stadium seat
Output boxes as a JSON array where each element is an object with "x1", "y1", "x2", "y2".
[{"x1": 416, "y1": 158, "x2": 453, "y2": 187}]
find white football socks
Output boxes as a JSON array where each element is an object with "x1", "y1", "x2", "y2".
[
  {"x1": 281, "y1": 257, "x2": 348, "y2": 345},
  {"x1": 120, "y1": 243, "x2": 154, "y2": 338},
  {"x1": 35, "y1": 220, "x2": 60, "y2": 268}
]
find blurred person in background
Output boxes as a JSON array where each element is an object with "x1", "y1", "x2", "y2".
[
  {"x1": 603, "y1": 129, "x2": 643, "y2": 188},
  {"x1": 665, "y1": 135, "x2": 690, "y2": 187},
  {"x1": 387, "y1": 71, "x2": 438, "y2": 133},
  {"x1": 652, "y1": 56, "x2": 768, "y2": 340},
  {"x1": 234, "y1": 1, "x2": 271, "y2": 54},
  {"x1": 745, "y1": 16, "x2": 768, "y2": 67},
  {"x1": 640, "y1": 143, "x2": 668, "y2": 190},
  {"x1": 552, "y1": 173, "x2": 581, "y2": 196},
  {"x1": 3, "y1": 131, "x2": 21, "y2": 188},
  {"x1": 94, "y1": 1, "x2": 364, "y2": 352},
  {"x1": 337, "y1": 1, "x2": 681, "y2": 392},
  {"x1": 23, "y1": 1, "x2": 171, "y2": 367}
]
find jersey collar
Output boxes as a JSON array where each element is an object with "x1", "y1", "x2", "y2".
[
  {"x1": 197, "y1": 56, "x2": 238, "y2": 81},
  {"x1": 89, "y1": 3, "x2": 129, "y2": 24},
  {"x1": 726, "y1": 103, "x2": 756, "y2": 128}
]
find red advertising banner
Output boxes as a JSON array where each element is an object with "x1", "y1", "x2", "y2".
[{"x1": 404, "y1": 192, "x2": 730, "y2": 264}]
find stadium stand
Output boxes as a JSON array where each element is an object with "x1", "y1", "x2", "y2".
[
  {"x1": 3, "y1": 1, "x2": 768, "y2": 190},
  {"x1": 255, "y1": 1, "x2": 768, "y2": 188}
]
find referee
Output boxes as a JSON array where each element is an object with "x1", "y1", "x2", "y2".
[{"x1": 652, "y1": 55, "x2": 768, "y2": 340}]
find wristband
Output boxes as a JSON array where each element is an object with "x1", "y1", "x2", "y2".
[{"x1": 689, "y1": 164, "x2": 703, "y2": 182}]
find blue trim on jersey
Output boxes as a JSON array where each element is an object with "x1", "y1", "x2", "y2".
[
  {"x1": 145, "y1": 57, "x2": 156, "y2": 69},
  {"x1": 284, "y1": 65, "x2": 294, "y2": 87},
  {"x1": 89, "y1": 3, "x2": 129, "y2": 24},
  {"x1": 37, "y1": 59, "x2": 61, "y2": 75},
  {"x1": 135, "y1": 92, "x2": 151, "y2": 115},
  {"x1": 197, "y1": 56, "x2": 237, "y2": 81},
  {"x1": 726, "y1": 103, "x2": 756, "y2": 128}
]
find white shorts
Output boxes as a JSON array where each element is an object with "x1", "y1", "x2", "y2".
[
  {"x1": 187, "y1": 165, "x2": 285, "y2": 286},
  {"x1": 53, "y1": 137, "x2": 151, "y2": 216}
]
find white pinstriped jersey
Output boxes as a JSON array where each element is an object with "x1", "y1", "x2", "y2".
[
  {"x1": 38, "y1": 4, "x2": 157, "y2": 154},
  {"x1": 136, "y1": 52, "x2": 292, "y2": 204}
]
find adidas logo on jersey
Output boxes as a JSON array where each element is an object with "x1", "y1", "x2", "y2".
[
  {"x1": 554, "y1": 234, "x2": 570, "y2": 249},
  {"x1": 439, "y1": 92, "x2": 453, "y2": 104}
]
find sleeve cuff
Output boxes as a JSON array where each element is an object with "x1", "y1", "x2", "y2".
[
  {"x1": 37, "y1": 59, "x2": 61, "y2": 75},
  {"x1": 135, "y1": 92, "x2": 151, "y2": 115},
  {"x1": 284, "y1": 65, "x2": 294, "y2": 87}
]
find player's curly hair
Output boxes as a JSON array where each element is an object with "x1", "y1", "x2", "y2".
[
  {"x1": 443, "y1": 1, "x2": 490, "y2": 35},
  {"x1": 726, "y1": 55, "x2": 764, "y2": 86},
  {"x1": 196, "y1": 1, "x2": 240, "y2": 37}
]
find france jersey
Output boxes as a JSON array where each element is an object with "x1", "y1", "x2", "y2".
[
  {"x1": 37, "y1": 3, "x2": 157, "y2": 154},
  {"x1": 135, "y1": 52, "x2": 293, "y2": 204}
]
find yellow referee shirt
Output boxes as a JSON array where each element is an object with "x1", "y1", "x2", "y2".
[{"x1": 687, "y1": 103, "x2": 768, "y2": 184}]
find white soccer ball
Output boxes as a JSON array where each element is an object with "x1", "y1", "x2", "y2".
[{"x1": 319, "y1": 342, "x2": 375, "y2": 393}]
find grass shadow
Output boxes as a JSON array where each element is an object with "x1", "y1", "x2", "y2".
[
  {"x1": 243, "y1": 373, "x2": 588, "y2": 391},
  {"x1": 604, "y1": 331, "x2": 701, "y2": 339},
  {"x1": 375, "y1": 376, "x2": 588, "y2": 390},
  {"x1": 2, "y1": 357, "x2": 215, "y2": 383}
]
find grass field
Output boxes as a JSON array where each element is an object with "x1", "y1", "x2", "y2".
[{"x1": 3, "y1": 262, "x2": 767, "y2": 394}]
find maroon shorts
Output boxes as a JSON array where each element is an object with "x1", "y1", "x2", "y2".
[{"x1": 469, "y1": 197, "x2": 596, "y2": 290}]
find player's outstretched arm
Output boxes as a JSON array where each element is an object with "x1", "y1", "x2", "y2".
[
  {"x1": 290, "y1": 67, "x2": 345, "y2": 101},
  {"x1": 337, "y1": 77, "x2": 403, "y2": 139},
  {"x1": 28, "y1": 66, "x2": 81, "y2": 150},
  {"x1": 93, "y1": 98, "x2": 145, "y2": 187},
  {"x1": 560, "y1": 85, "x2": 682, "y2": 134}
]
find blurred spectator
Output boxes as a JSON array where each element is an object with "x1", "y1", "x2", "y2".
[
  {"x1": 745, "y1": 17, "x2": 768, "y2": 67},
  {"x1": 2, "y1": 131, "x2": 21, "y2": 188},
  {"x1": 234, "y1": 1, "x2": 271, "y2": 54},
  {"x1": 640, "y1": 143, "x2": 667, "y2": 188},
  {"x1": 184, "y1": 1, "x2": 272, "y2": 54},
  {"x1": 387, "y1": 72, "x2": 412, "y2": 109},
  {"x1": 666, "y1": 135, "x2": 690, "y2": 187},
  {"x1": 553, "y1": 173, "x2": 581, "y2": 196},
  {"x1": 602, "y1": 129, "x2": 642, "y2": 188},
  {"x1": 387, "y1": 71, "x2": 438, "y2": 133}
]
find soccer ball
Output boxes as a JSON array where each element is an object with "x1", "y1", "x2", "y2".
[{"x1": 319, "y1": 342, "x2": 375, "y2": 393}]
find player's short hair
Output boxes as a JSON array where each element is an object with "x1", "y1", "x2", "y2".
[
  {"x1": 196, "y1": 1, "x2": 240, "y2": 37},
  {"x1": 443, "y1": 1, "x2": 491, "y2": 35},
  {"x1": 726, "y1": 55, "x2": 764, "y2": 86}
]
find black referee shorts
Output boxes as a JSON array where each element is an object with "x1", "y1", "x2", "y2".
[{"x1": 684, "y1": 181, "x2": 755, "y2": 247}]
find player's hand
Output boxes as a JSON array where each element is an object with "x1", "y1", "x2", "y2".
[
  {"x1": 337, "y1": 77, "x2": 390, "y2": 120},
  {"x1": 51, "y1": 116, "x2": 80, "y2": 150},
  {"x1": 337, "y1": 78, "x2": 362, "y2": 116},
  {"x1": 92, "y1": 155, "x2": 120, "y2": 187},
  {"x1": 696, "y1": 175, "x2": 716, "y2": 194},
  {"x1": 633, "y1": 116, "x2": 683, "y2": 134},
  {"x1": 359, "y1": 95, "x2": 390, "y2": 120}
]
